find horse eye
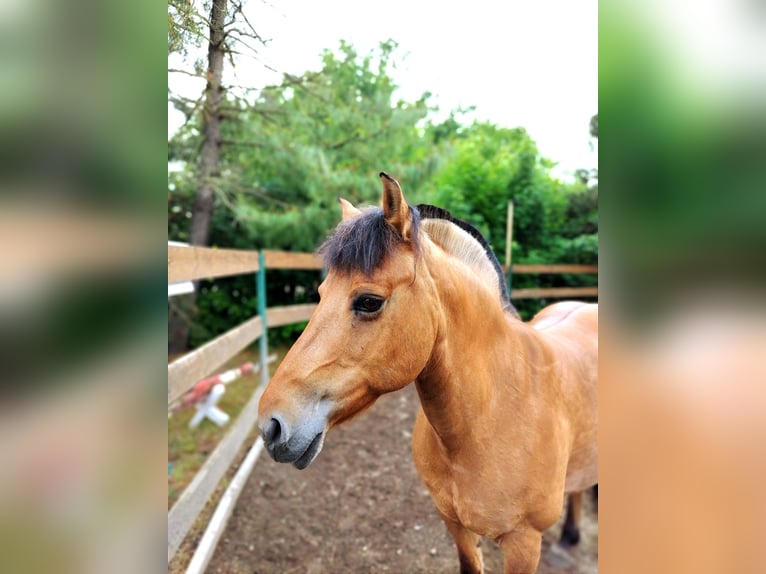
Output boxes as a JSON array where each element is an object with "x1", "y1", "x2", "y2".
[{"x1": 353, "y1": 295, "x2": 385, "y2": 315}]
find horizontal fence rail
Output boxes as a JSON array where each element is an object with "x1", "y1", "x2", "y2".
[
  {"x1": 504, "y1": 264, "x2": 598, "y2": 300},
  {"x1": 184, "y1": 434, "x2": 266, "y2": 574},
  {"x1": 168, "y1": 245, "x2": 261, "y2": 283},
  {"x1": 168, "y1": 304, "x2": 316, "y2": 405},
  {"x1": 262, "y1": 249, "x2": 323, "y2": 270},
  {"x1": 264, "y1": 303, "x2": 317, "y2": 327},
  {"x1": 510, "y1": 287, "x2": 599, "y2": 299},
  {"x1": 168, "y1": 315, "x2": 262, "y2": 405},
  {"x1": 506, "y1": 264, "x2": 598, "y2": 275},
  {"x1": 168, "y1": 378, "x2": 266, "y2": 561}
]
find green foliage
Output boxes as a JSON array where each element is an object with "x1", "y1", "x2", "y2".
[
  {"x1": 169, "y1": 37, "x2": 598, "y2": 343},
  {"x1": 167, "y1": 0, "x2": 204, "y2": 57},
  {"x1": 422, "y1": 122, "x2": 598, "y2": 319},
  {"x1": 171, "y1": 40, "x2": 446, "y2": 246},
  {"x1": 424, "y1": 122, "x2": 596, "y2": 263}
]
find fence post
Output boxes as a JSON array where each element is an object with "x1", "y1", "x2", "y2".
[
  {"x1": 505, "y1": 201, "x2": 514, "y2": 296},
  {"x1": 257, "y1": 251, "x2": 269, "y2": 388}
]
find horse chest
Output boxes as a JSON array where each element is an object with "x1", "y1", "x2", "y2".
[
  {"x1": 452, "y1": 476, "x2": 515, "y2": 536},
  {"x1": 413, "y1": 409, "x2": 567, "y2": 539},
  {"x1": 413, "y1": 436, "x2": 518, "y2": 537}
]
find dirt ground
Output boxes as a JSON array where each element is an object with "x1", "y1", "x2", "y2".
[{"x1": 207, "y1": 384, "x2": 597, "y2": 574}]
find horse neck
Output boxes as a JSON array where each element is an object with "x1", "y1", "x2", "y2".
[{"x1": 414, "y1": 245, "x2": 535, "y2": 452}]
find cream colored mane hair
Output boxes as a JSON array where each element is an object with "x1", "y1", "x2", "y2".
[{"x1": 421, "y1": 218, "x2": 506, "y2": 309}]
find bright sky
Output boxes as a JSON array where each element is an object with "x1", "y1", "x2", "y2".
[{"x1": 169, "y1": 0, "x2": 597, "y2": 180}]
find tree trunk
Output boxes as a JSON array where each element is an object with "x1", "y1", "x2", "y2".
[
  {"x1": 190, "y1": 0, "x2": 226, "y2": 247},
  {"x1": 169, "y1": 0, "x2": 228, "y2": 355}
]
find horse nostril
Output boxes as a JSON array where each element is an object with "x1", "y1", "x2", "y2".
[{"x1": 263, "y1": 417, "x2": 281, "y2": 445}]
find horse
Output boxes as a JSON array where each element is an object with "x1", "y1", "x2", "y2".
[{"x1": 258, "y1": 173, "x2": 598, "y2": 574}]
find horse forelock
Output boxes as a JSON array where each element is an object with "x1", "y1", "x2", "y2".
[{"x1": 318, "y1": 206, "x2": 421, "y2": 275}]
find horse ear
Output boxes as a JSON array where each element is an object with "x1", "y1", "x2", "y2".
[
  {"x1": 337, "y1": 197, "x2": 362, "y2": 220},
  {"x1": 380, "y1": 172, "x2": 413, "y2": 241}
]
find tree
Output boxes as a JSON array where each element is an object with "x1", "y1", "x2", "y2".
[
  {"x1": 169, "y1": 0, "x2": 230, "y2": 353},
  {"x1": 190, "y1": 0, "x2": 226, "y2": 248},
  {"x1": 168, "y1": 0, "x2": 269, "y2": 353},
  {"x1": 426, "y1": 123, "x2": 567, "y2": 260},
  {"x1": 423, "y1": 122, "x2": 597, "y2": 318}
]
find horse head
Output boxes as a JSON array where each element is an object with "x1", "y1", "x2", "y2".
[{"x1": 257, "y1": 173, "x2": 438, "y2": 468}]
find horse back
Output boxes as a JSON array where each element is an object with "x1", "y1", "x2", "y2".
[{"x1": 530, "y1": 301, "x2": 597, "y2": 355}]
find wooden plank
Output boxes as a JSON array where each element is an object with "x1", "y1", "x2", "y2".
[
  {"x1": 168, "y1": 384, "x2": 265, "y2": 562},
  {"x1": 184, "y1": 437, "x2": 265, "y2": 574},
  {"x1": 262, "y1": 249, "x2": 323, "y2": 270},
  {"x1": 168, "y1": 245, "x2": 261, "y2": 283},
  {"x1": 168, "y1": 315, "x2": 263, "y2": 404},
  {"x1": 511, "y1": 287, "x2": 598, "y2": 299},
  {"x1": 167, "y1": 304, "x2": 317, "y2": 405},
  {"x1": 505, "y1": 264, "x2": 599, "y2": 274},
  {"x1": 266, "y1": 303, "x2": 317, "y2": 327}
]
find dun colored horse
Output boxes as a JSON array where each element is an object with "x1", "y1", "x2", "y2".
[{"x1": 258, "y1": 173, "x2": 598, "y2": 574}]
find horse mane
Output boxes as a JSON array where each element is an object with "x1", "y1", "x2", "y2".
[
  {"x1": 417, "y1": 205, "x2": 518, "y2": 317},
  {"x1": 318, "y1": 202, "x2": 518, "y2": 317}
]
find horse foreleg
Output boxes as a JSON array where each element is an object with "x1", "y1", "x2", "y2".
[
  {"x1": 497, "y1": 526, "x2": 542, "y2": 574},
  {"x1": 441, "y1": 515, "x2": 483, "y2": 574},
  {"x1": 559, "y1": 491, "x2": 583, "y2": 546}
]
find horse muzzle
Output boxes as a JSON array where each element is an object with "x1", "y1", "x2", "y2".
[{"x1": 258, "y1": 401, "x2": 331, "y2": 470}]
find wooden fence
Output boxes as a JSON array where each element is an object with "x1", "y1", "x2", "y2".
[
  {"x1": 167, "y1": 245, "x2": 322, "y2": 572},
  {"x1": 166, "y1": 244, "x2": 597, "y2": 572},
  {"x1": 503, "y1": 264, "x2": 598, "y2": 300}
]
